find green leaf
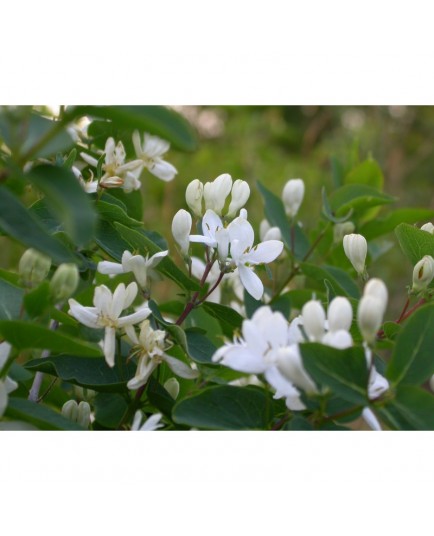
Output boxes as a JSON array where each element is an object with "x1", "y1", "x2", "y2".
[
  {"x1": 20, "y1": 113, "x2": 74, "y2": 158},
  {"x1": 68, "y1": 105, "x2": 197, "y2": 152},
  {"x1": 147, "y1": 376, "x2": 175, "y2": 418},
  {"x1": 94, "y1": 393, "x2": 128, "y2": 428},
  {"x1": 185, "y1": 329, "x2": 217, "y2": 364},
  {"x1": 95, "y1": 220, "x2": 132, "y2": 261},
  {"x1": 300, "y1": 262, "x2": 356, "y2": 299},
  {"x1": 285, "y1": 416, "x2": 314, "y2": 431},
  {"x1": 377, "y1": 386, "x2": 434, "y2": 430},
  {"x1": 329, "y1": 184, "x2": 395, "y2": 217},
  {"x1": 25, "y1": 354, "x2": 136, "y2": 392},
  {"x1": 0, "y1": 321, "x2": 103, "y2": 357},
  {"x1": 322, "y1": 265, "x2": 360, "y2": 299},
  {"x1": 0, "y1": 277, "x2": 24, "y2": 320},
  {"x1": 0, "y1": 186, "x2": 77, "y2": 264},
  {"x1": 382, "y1": 321, "x2": 401, "y2": 341},
  {"x1": 395, "y1": 223, "x2": 434, "y2": 266},
  {"x1": 386, "y1": 304, "x2": 434, "y2": 385},
  {"x1": 26, "y1": 164, "x2": 97, "y2": 247},
  {"x1": 97, "y1": 200, "x2": 143, "y2": 228},
  {"x1": 300, "y1": 343, "x2": 369, "y2": 405},
  {"x1": 257, "y1": 181, "x2": 310, "y2": 259},
  {"x1": 202, "y1": 302, "x2": 243, "y2": 338},
  {"x1": 23, "y1": 281, "x2": 51, "y2": 317},
  {"x1": 321, "y1": 187, "x2": 353, "y2": 223},
  {"x1": 5, "y1": 397, "x2": 83, "y2": 430},
  {"x1": 172, "y1": 385, "x2": 272, "y2": 430},
  {"x1": 360, "y1": 208, "x2": 434, "y2": 240},
  {"x1": 344, "y1": 158, "x2": 384, "y2": 190},
  {"x1": 114, "y1": 222, "x2": 199, "y2": 291}
]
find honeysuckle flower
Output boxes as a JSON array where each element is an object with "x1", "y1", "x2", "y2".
[
  {"x1": 327, "y1": 297, "x2": 353, "y2": 333},
  {"x1": 190, "y1": 257, "x2": 222, "y2": 303},
  {"x1": 50, "y1": 263, "x2": 79, "y2": 302},
  {"x1": 430, "y1": 375, "x2": 434, "y2": 392},
  {"x1": 227, "y1": 216, "x2": 284, "y2": 300},
  {"x1": 19, "y1": 248, "x2": 51, "y2": 288},
  {"x1": 0, "y1": 341, "x2": 18, "y2": 418},
  {"x1": 301, "y1": 300, "x2": 326, "y2": 341},
  {"x1": 132, "y1": 131, "x2": 177, "y2": 182},
  {"x1": 203, "y1": 173, "x2": 233, "y2": 214},
  {"x1": 363, "y1": 278, "x2": 388, "y2": 315},
  {"x1": 343, "y1": 233, "x2": 367, "y2": 275},
  {"x1": 61, "y1": 400, "x2": 91, "y2": 428},
  {"x1": 259, "y1": 219, "x2": 282, "y2": 242},
  {"x1": 126, "y1": 320, "x2": 198, "y2": 390},
  {"x1": 365, "y1": 346, "x2": 389, "y2": 400},
  {"x1": 163, "y1": 378, "x2": 180, "y2": 400},
  {"x1": 97, "y1": 250, "x2": 168, "y2": 289},
  {"x1": 131, "y1": 411, "x2": 164, "y2": 431},
  {"x1": 185, "y1": 179, "x2": 204, "y2": 217},
  {"x1": 282, "y1": 178, "x2": 305, "y2": 218},
  {"x1": 362, "y1": 407, "x2": 382, "y2": 431},
  {"x1": 412, "y1": 255, "x2": 434, "y2": 292},
  {"x1": 172, "y1": 209, "x2": 192, "y2": 256},
  {"x1": 421, "y1": 222, "x2": 434, "y2": 234},
  {"x1": 357, "y1": 295, "x2": 384, "y2": 344},
  {"x1": 68, "y1": 282, "x2": 151, "y2": 368},
  {"x1": 81, "y1": 137, "x2": 142, "y2": 193},
  {"x1": 227, "y1": 179, "x2": 250, "y2": 218},
  {"x1": 189, "y1": 210, "x2": 230, "y2": 261}
]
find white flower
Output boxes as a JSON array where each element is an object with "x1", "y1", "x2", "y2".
[
  {"x1": 0, "y1": 342, "x2": 18, "y2": 418},
  {"x1": 259, "y1": 219, "x2": 282, "y2": 242},
  {"x1": 61, "y1": 400, "x2": 91, "y2": 428},
  {"x1": 132, "y1": 131, "x2": 177, "y2": 182},
  {"x1": 227, "y1": 180, "x2": 250, "y2": 218},
  {"x1": 301, "y1": 300, "x2": 326, "y2": 341},
  {"x1": 189, "y1": 210, "x2": 230, "y2": 262},
  {"x1": 131, "y1": 411, "x2": 164, "y2": 431},
  {"x1": 68, "y1": 282, "x2": 151, "y2": 368},
  {"x1": 421, "y1": 222, "x2": 434, "y2": 234},
  {"x1": 203, "y1": 173, "x2": 233, "y2": 214},
  {"x1": 227, "y1": 215, "x2": 284, "y2": 300},
  {"x1": 282, "y1": 178, "x2": 305, "y2": 218},
  {"x1": 343, "y1": 233, "x2": 367, "y2": 275},
  {"x1": 185, "y1": 179, "x2": 204, "y2": 217},
  {"x1": 365, "y1": 346, "x2": 389, "y2": 401},
  {"x1": 126, "y1": 320, "x2": 198, "y2": 390},
  {"x1": 190, "y1": 257, "x2": 222, "y2": 303},
  {"x1": 333, "y1": 221, "x2": 355, "y2": 244},
  {"x1": 362, "y1": 407, "x2": 382, "y2": 431},
  {"x1": 97, "y1": 250, "x2": 168, "y2": 289},
  {"x1": 412, "y1": 255, "x2": 434, "y2": 292},
  {"x1": 81, "y1": 137, "x2": 143, "y2": 193},
  {"x1": 363, "y1": 278, "x2": 388, "y2": 315},
  {"x1": 357, "y1": 295, "x2": 384, "y2": 344},
  {"x1": 327, "y1": 297, "x2": 353, "y2": 333},
  {"x1": 172, "y1": 209, "x2": 192, "y2": 256}
]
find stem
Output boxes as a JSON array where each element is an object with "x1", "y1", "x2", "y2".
[
  {"x1": 196, "y1": 271, "x2": 225, "y2": 306},
  {"x1": 319, "y1": 404, "x2": 363, "y2": 425},
  {"x1": 377, "y1": 297, "x2": 425, "y2": 339}
]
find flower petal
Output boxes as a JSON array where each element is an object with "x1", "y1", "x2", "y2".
[
  {"x1": 0, "y1": 382, "x2": 8, "y2": 418},
  {"x1": 117, "y1": 307, "x2": 151, "y2": 327},
  {"x1": 103, "y1": 327, "x2": 116, "y2": 368},
  {"x1": 163, "y1": 354, "x2": 199, "y2": 379},
  {"x1": 80, "y1": 152, "x2": 98, "y2": 168},
  {"x1": 68, "y1": 299, "x2": 100, "y2": 328},
  {"x1": 362, "y1": 407, "x2": 382, "y2": 431},
  {"x1": 146, "y1": 250, "x2": 168, "y2": 269},
  {"x1": 148, "y1": 159, "x2": 177, "y2": 182},
  {"x1": 93, "y1": 285, "x2": 113, "y2": 316},
  {"x1": 238, "y1": 264, "x2": 263, "y2": 300},
  {"x1": 123, "y1": 282, "x2": 139, "y2": 310},
  {"x1": 97, "y1": 261, "x2": 124, "y2": 275},
  {"x1": 245, "y1": 240, "x2": 284, "y2": 264},
  {"x1": 0, "y1": 341, "x2": 12, "y2": 371},
  {"x1": 216, "y1": 344, "x2": 266, "y2": 374}
]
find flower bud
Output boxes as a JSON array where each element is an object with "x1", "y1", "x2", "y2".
[
  {"x1": 276, "y1": 346, "x2": 317, "y2": 394},
  {"x1": 62, "y1": 400, "x2": 79, "y2": 422},
  {"x1": 50, "y1": 263, "x2": 79, "y2": 302},
  {"x1": 301, "y1": 299, "x2": 326, "y2": 341},
  {"x1": 363, "y1": 278, "x2": 388, "y2": 315},
  {"x1": 185, "y1": 179, "x2": 204, "y2": 217},
  {"x1": 209, "y1": 173, "x2": 233, "y2": 215},
  {"x1": 357, "y1": 295, "x2": 383, "y2": 344},
  {"x1": 333, "y1": 221, "x2": 355, "y2": 243},
  {"x1": 227, "y1": 180, "x2": 250, "y2": 218},
  {"x1": 172, "y1": 209, "x2": 192, "y2": 256},
  {"x1": 412, "y1": 255, "x2": 434, "y2": 292},
  {"x1": 19, "y1": 248, "x2": 51, "y2": 288},
  {"x1": 282, "y1": 178, "x2": 305, "y2": 218},
  {"x1": 216, "y1": 228, "x2": 230, "y2": 261},
  {"x1": 77, "y1": 401, "x2": 91, "y2": 428},
  {"x1": 327, "y1": 297, "x2": 353, "y2": 332},
  {"x1": 421, "y1": 222, "x2": 434, "y2": 234},
  {"x1": 343, "y1": 233, "x2": 367, "y2": 275},
  {"x1": 100, "y1": 176, "x2": 124, "y2": 188},
  {"x1": 164, "y1": 378, "x2": 180, "y2": 400},
  {"x1": 322, "y1": 329, "x2": 353, "y2": 349},
  {"x1": 429, "y1": 374, "x2": 434, "y2": 393}
]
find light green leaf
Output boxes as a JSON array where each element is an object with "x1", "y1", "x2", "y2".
[
  {"x1": 376, "y1": 386, "x2": 434, "y2": 430},
  {"x1": 202, "y1": 302, "x2": 243, "y2": 338},
  {"x1": 360, "y1": 208, "x2": 434, "y2": 240},
  {"x1": 5, "y1": 397, "x2": 83, "y2": 430},
  {"x1": 395, "y1": 222, "x2": 434, "y2": 266},
  {"x1": 0, "y1": 277, "x2": 24, "y2": 320},
  {"x1": 344, "y1": 158, "x2": 384, "y2": 190},
  {"x1": 329, "y1": 184, "x2": 395, "y2": 217}
]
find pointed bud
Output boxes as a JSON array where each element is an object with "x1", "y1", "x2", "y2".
[
  {"x1": 172, "y1": 209, "x2": 192, "y2": 256},
  {"x1": 77, "y1": 401, "x2": 91, "y2": 428},
  {"x1": 50, "y1": 263, "x2": 79, "y2": 302},
  {"x1": 164, "y1": 378, "x2": 180, "y2": 400},
  {"x1": 333, "y1": 221, "x2": 355, "y2": 243},
  {"x1": 327, "y1": 297, "x2": 353, "y2": 332},
  {"x1": 19, "y1": 248, "x2": 52, "y2": 288},
  {"x1": 363, "y1": 278, "x2": 388, "y2": 315},
  {"x1": 282, "y1": 178, "x2": 305, "y2": 218},
  {"x1": 210, "y1": 173, "x2": 233, "y2": 215},
  {"x1": 343, "y1": 233, "x2": 367, "y2": 275},
  {"x1": 100, "y1": 176, "x2": 124, "y2": 189},
  {"x1": 185, "y1": 179, "x2": 204, "y2": 217},
  {"x1": 301, "y1": 299, "x2": 326, "y2": 341},
  {"x1": 276, "y1": 346, "x2": 317, "y2": 394},
  {"x1": 62, "y1": 400, "x2": 79, "y2": 422},
  {"x1": 227, "y1": 180, "x2": 250, "y2": 218},
  {"x1": 421, "y1": 222, "x2": 434, "y2": 234},
  {"x1": 357, "y1": 295, "x2": 383, "y2": 344},
  {"x1": 412, "y1": 255, "x2": 434, "y2": 292}
]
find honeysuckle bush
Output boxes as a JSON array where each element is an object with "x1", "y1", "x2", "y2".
[{"x1": 1, "y1": 106, "x2": 434, "y2": 431}]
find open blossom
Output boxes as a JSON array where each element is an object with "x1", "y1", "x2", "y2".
[
  {"x1": 191, "y1": 257, "x2": 222, "y2": 303},
  {"x1": 97, "y1": 250, "x2": 168, "y2": 289},
  {"x1": 81, "y1": 137, "x2": 142, "y2": 193},
  {"x1": 0, "y1": 342, "x2": 18, "y2": 418},
  {"x1": 68, "y1": 282, "x2": 151, "y2": 368},
  {"x1": 126, "y1": 320, "x2": 198, "y2": 390},
  {"x1": 132, "y1": 131, "x2": 177, "y2": 182},
  {"x1": 189, "y1": 209, "x2": 230, "y2": 261},
  {"x1": 131, "y1": 411, "x2": 164, "y2": 431}
]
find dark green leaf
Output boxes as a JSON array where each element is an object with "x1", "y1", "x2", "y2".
[
  {"x1": 97, "y1": 200, "x2": 143, "y2": 228},
  {"x1": 300, "y1": 262, "x2": 355, "y2": 298},
  {"x1": 285, "y1": 416, "x2": 314, "y2": 430},
  {"x1": 94, "y1": 393, "x2": 128, "y2": 428},
  {"x1": 202, "y1": 302, "x2": 243, "y2": 338},
  {"x1": 257, "y1": 181, "x2": 310, "y2": 259},
  {"x1": 20, "y1": 114, "x2": 73, "y2": 158},
  {"x1": 23, "y1": 281, "x2": 51, "y2": 317},
  {"x1": 360, "y1": 208, "x2": 434, "y2": 240},
  {"x1": 5, "y1": 397, "x2": 83, "y2": 430},
  {"x1": 0, "y1": 321, "x2": 103, "y2": 357},
  {"x1": 395, "y1": 222, "x2": 434, "y2": 266},
  {"x1": 0, "y1": 277, "x2": 24, "y2": 320},
  {"x1": 0, "y1": 186, "x2": 77, "y2": 264},
  {"x1": 300, "y1": 343, "x2": 369, "y2": 405},
  {"x1": 386, "y1": 304, "x2": 434, "y2": 385},
  {"x1": 185, "y1": 329, "x2": 217, "y2": 364},
  {"x1": 329, "y1": 184, "x2": 395, "y2": 217},
  {"x1": 173, "y1": 385, "x2": 272, "y2": 430},
  {"x1": 147, "y1": 376, "x2": 175, "y2": 418},
  {"x1": 321, "y1": 187, "x2": 353, "y2": 223},
  {"x1": 377, "y1": 386, "x2": 434, "y2": 430}
]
